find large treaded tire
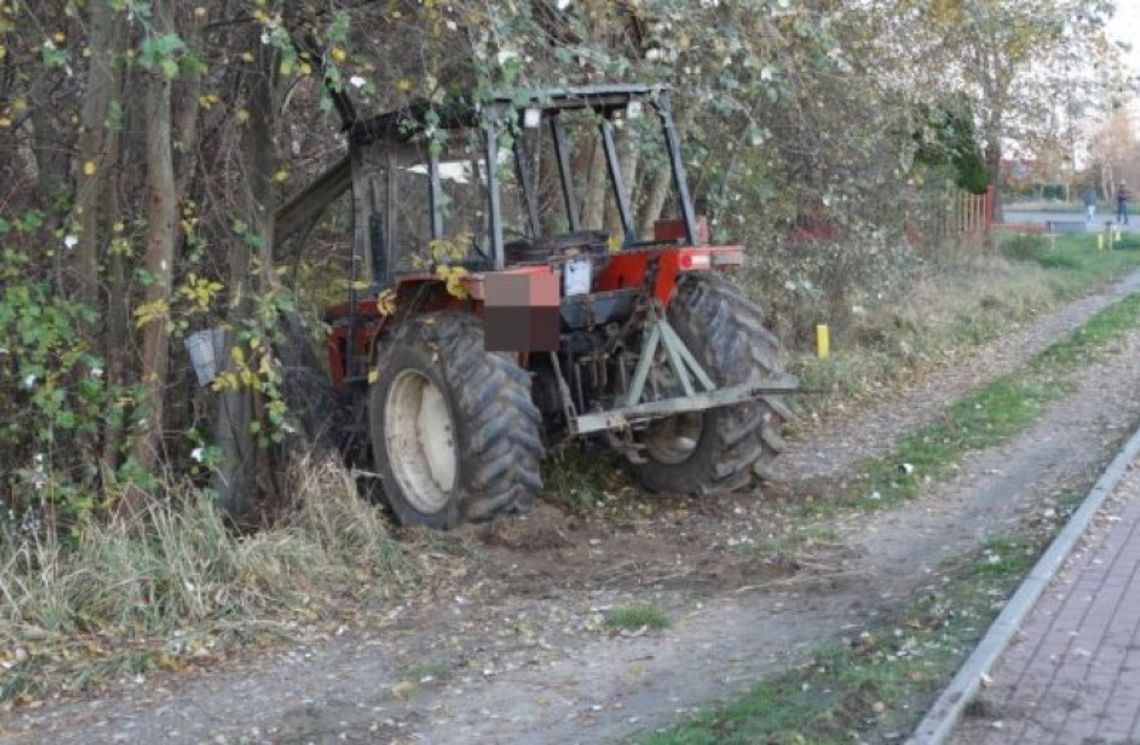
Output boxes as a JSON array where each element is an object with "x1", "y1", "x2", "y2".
[
  {"x1": 633, "y1": 274, "x2": 791, "y2": 495},
  {"x1": 369, "y1": 312, "x2": 544, "y2": 529}
]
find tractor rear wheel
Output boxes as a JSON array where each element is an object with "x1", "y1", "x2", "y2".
[
  {"x1": 369, "y1": 313, "x2": 544, "y2": 528},
  {"x1": 632, "y1": 274, "x2": 790, "y2": 495}
]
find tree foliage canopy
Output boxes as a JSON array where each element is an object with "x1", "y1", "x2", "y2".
[{"x1": 0, "y1": 0, "x2": 1122, "y2": 520}]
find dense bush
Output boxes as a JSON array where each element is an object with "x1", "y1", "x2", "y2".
[{"x1": 0, "y1": 219, "x2": 121, "y2": 519}]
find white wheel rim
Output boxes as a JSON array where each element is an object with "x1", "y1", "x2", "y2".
[{"x1": 385, "y1": 369, "x2": 458, "y2": 513}]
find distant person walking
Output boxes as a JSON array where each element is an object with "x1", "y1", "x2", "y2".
[
  {"x1": 1083, "y1": 187, "x2": 1097, "y2": 224},
  {"x1": 1117, "y1": 181, "x2": 1132, "y2": 227}
]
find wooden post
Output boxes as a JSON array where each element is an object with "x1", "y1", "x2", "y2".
[{"x1": 816, "y1": 324, "x2": 830, "y2": 359}]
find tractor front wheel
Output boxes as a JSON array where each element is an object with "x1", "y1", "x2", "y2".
[
  {"x1": 369, "y1": 313, "x2": 544, "y2": 529},
  {"x1": 632, "y1": 275, "x2": 790, "y2": 495}
]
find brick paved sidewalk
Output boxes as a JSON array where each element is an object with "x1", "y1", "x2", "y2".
[{"x1": 952, "y1": 463, "x2": 1140, "y2": 744}]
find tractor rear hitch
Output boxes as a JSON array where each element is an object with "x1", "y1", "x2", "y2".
[{"x1": 570, "y1": 375, "x2": 800, "y2": 435}]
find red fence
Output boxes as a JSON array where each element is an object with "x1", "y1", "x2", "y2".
[
  {"x1": 954, "y1": 186, "x2": 994, "y2": 241},
  {"x1": 905, "y1": 186, "x2": 994, "y2": 250}
]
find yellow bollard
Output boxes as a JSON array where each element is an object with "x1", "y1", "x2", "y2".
[{"x1": 816, "y1": 324, "x2": 830, "y2": 359}]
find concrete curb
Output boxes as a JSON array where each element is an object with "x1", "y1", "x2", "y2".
[{"x1": 907, "y1": 422, "x2": 1140, "y2": 745}]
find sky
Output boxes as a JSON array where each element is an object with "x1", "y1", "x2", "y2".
[{"x1": 1110, "y1": 0, "x2": 1140, "y2": 76}]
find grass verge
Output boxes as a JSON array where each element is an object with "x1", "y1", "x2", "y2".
[
  {"x1": 829, "y1": 287, "x2": 1140, "y2": 514},
  {"x1": 0, "y1": 457, "x2": 418, "y2": 706},
  {"x1": 641, "y1": 493, "x2": 1084, "y2": 744},
  {"x1": 791, "y1": 235, "x2": 1140, "y2": 421}
]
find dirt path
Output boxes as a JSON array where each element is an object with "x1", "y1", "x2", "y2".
[{"x1": 4, "y1": 273, "x2": 1140, "y2": 745}]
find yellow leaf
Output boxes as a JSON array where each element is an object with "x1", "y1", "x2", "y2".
[
  {"x1": 396, "y1": 77, "x2": 414, "y2": 93},
  {"x1": 52, "y1": 31, "x2": 65, "y2": 43},
  {"x1": 0, "y1": 45, "x2": 6, "y2": 60},
  {"x1": 367, "y1": 369, "x2": 379, "y2": 385},
  {"x1": 376, "y1": 289, "x2": 398, "y2": 316},
  {"x1": 241, "y1": 51, "x2": 255, "y2": 63},
  {"x1": 83, "y1": 160, "x2": 97, "y2": 177},
  {"x1": 132, "y1": 298, "x2": 170, "y2": 329},
  {"x1": 0, "y1": 116, "x2": 10, "y2": 128},
  {"x1": 230, "y1": 345, "x2": 245, "y2": 365},
  {"x1": 330, "y1": 46, "x2": 347, "y2": 63},
  {"x1": 236, "y1": 109, "x2": 251, "y2": 124},
  {"x1": 193, "y1": 6, "x2": 207, "y2": 19},
  {"x1": 274, "y1": 169, "x2": 289, "y2": 183},
  {"x1": 436, "y1": 265, "x2": 469, "y2": 299}
]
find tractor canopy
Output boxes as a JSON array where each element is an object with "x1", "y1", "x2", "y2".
[{"x1": 341, "y1": 83, "x2": 703, "y2": 290}]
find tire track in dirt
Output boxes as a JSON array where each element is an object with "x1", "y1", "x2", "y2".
[{"x1": 4, "y1": 275, "x2": 1140, "y2": 745}]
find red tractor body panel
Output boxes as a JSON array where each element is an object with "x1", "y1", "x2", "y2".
[{"x1": 322, "y1": 244, "x2": 744, "y2": 387}]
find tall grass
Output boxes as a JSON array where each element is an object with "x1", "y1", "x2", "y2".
[
  {"x1": 789, "y1": 236, "x2": 1140, "y2": 414},
  {"x1": 0, "y1": 457, "x2": 413, "y2": 689}
]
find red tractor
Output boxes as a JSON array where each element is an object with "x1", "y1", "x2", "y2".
[{"x1": 277, "y1": 83, "x2": 795, "y2": 528}]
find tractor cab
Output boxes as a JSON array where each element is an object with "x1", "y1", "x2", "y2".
[{"x1": 347, "y1": 84, "x2": 700, "y2": 283}]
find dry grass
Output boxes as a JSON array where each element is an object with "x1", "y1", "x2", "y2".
[
  {"x1": 0, "y1": 457, "x2": 415, "y2": 702},
  {"x1": 789, "y1": 242, "x2": 1140, "y2": 416}
]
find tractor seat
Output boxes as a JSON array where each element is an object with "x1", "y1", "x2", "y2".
[{"x1": 505, "y1": 231, "x2": 611, "y2": 265}]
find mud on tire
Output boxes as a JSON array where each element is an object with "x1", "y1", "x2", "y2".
[
  {"x1": 369, "y1": 312, "x2": 544, "y2": 529},
  {"x1": 633, "y1": 274, "x2": 791, "y2": 495}
]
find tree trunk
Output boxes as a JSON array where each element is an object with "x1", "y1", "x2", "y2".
[
  {"x1": 173, "y1": 12, "x2": 206, "y2": 199},
  {"x1": 72, "y1": 0, "x2": 118, "y2": 313},
  {"x1": 131, "y1": 0, "x2": 178, "y2": 476},
  {"x1": 637, "y1": 108, "x2": 692, "y2": 238},
  {"x1": 605, "y1": 126, "x2": 638, "y2": 236},
  {"x1": 985, "y1": 137, "x2": 1003, "y2": 224},
  {"x1": 100, "y1": 125, "x2": 128, "y2": 476},
  {"x1": 96, "y1": 42, "x2": 129, "y2": 477},
  {"x1": 581, "y1": 137, "x2": 607, "y2": 229},
  {"x1": 638, "y1": 164, "x2": 673, "y2": 239},
  {"x1": 213, "y1": 36, "x2": 280, "y2": 522}
]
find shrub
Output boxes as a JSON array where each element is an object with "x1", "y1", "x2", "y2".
[{"x1": 998, "y1": 235, "x2": 1047, "y2": 262}]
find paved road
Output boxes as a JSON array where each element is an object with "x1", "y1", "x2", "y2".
[
  {"x1": 952, "y1": 463, "x2": 1140, "y2": 743},
  {"x1": 1004, "y1": 209, "x2": 1137, "y2": 234}
]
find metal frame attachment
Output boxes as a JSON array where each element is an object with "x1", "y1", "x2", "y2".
[
  {"x1": 563, "y1": 302, "x2": 796, "y2": 436},
  {"x1": 621, "y1": 310, "x2": 715, "y2": 408},
  {"x1": 573, "y1": 377, "x2": 798, "y2": 435}
]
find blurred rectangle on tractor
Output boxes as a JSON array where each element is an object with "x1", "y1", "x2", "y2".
[{"x1": 483, "y1": 269, "x2": 560, "y2": 352}]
